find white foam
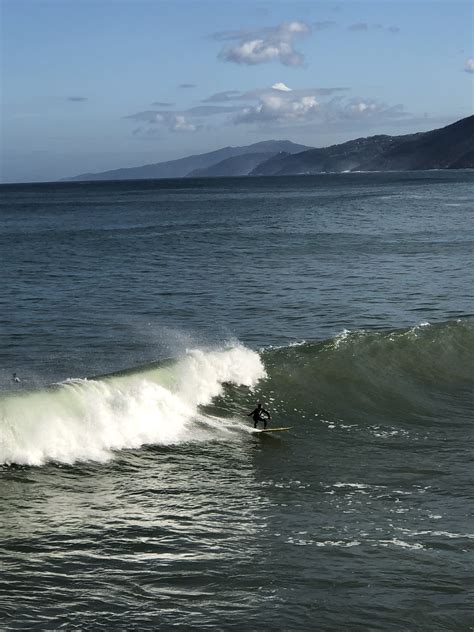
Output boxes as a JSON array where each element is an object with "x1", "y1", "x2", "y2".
[
  {"x1": 332, "y1": 482, "x2": 384, "y2": 490},
  {"x1": 378, "y1": 538, "x2": 424, "y2": 550},
  {"x1": 332, "y1": 329, "x2": 352, "y2": 349},
  {"x1": 0, "y1": 345, "x2": 265, "y2": 466},
  {"x1": 397, "y1": 527, "x2": 474, "y2": 540}
]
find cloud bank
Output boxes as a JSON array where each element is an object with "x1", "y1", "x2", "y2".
[
  {"x1": 127, "y1": 82, "x2": 406, "y2": 136},
  {"x1": 231, "y1": 85, "x2": 405, "y2": 127}
]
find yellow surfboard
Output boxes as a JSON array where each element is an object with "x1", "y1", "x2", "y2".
[{"x1": 253, "y1": 427, "x2": 292, "y2": 433}]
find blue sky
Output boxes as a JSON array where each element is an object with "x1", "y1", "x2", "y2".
[{"x1": 1, "y1": 0, "x2": 473, "y2": 182}]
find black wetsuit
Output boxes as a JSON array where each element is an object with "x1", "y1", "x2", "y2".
[{"x1": 248, "y1": 407, "x2": 270, "y2": 429}]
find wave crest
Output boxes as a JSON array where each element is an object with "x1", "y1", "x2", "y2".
[{"x1": 0, "y1": 346, "x2": 265, "y2": 466}]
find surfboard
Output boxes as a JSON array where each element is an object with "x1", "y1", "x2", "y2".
[{"x1": 253, "y1": 427, "x2": 292, "y2": 433}]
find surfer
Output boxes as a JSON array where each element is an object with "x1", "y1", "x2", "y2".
[
  {"x1": 248, "y1": 403, "x2": 271, "y2": 429},
  {"x1": 12, "y1": 373, "x2": 21, "y2": 383}
]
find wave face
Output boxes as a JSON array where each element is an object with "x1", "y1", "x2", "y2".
[
  {"x1": 0, "y1": 346, "x2": 265, "y2": 466},
  {"x1": 255, "y1": 320, "x2": 474, "y2": 429}
]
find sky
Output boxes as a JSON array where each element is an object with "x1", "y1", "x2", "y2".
[{"x1": 1, "y1": 0, "x2": 473, "y2": 182}]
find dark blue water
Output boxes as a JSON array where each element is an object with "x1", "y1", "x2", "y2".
[{"x1": 0, "y1": 172, "x2": 473, "y2": 630}]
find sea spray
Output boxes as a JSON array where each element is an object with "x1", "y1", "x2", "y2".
[{"x1": 0, "y1": 345, "x2": 265, "y2": 466}]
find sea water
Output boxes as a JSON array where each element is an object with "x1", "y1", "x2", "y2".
[{"x1": 0, "y1": 172, "x2": 473, "y2": 629}]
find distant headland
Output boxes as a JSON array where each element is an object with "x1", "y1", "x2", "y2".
[{"x1": 67, "y1": 115, "x2": 474, "y2": 182}]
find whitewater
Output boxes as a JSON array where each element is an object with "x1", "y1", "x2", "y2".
[{"x1": 0, "y1": 346, "x2": 265, "y2": 465}]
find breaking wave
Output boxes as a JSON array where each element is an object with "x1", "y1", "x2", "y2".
[
  {"x1": 0, "y1": 346, "x2": 265, "y2": 466},
  {"x1": 2, "y1": 320, "x2": 472, "y2": 466}
]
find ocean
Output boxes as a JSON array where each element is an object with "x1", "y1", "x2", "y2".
[{"x1": 0, "y1": 171, "x2": 473, "y2": 630}]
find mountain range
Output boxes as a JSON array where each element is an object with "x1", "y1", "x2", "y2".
[
  {"x1": 68, "y1": 140, "x2": 310, "y2": 181},
  {"x1": 68, "y1": 116, "x2": 474, "y2": 181}
]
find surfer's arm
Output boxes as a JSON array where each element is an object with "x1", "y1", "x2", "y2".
[{"x1": 247, "y1": 408, "x2": 257, "y2": 416}]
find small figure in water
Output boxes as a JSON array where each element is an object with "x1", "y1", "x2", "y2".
[
  {"x1": 12, "y1": 373, "x2": 21, "y2": 383},
  {"x1": 248, "y1": 402, "x2": 271, "y2": 429}
]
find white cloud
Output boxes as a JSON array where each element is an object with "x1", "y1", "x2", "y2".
[
  {"x1": 464, "y1": 58, "x2": 474, "y2": 73},
  {"x1": 234, "y1": 89, "x2": 320, "y2": 124},
  {"x1": 349, "y1": 101, "x2": 374, "y2": 113},
  {"x1": 231, "y1": 86, "x2": 406, "y2": 128},
  {"x1": 171, "y1": 115, "x2": 198, "y2": 132},
  {"x1": 340, "y1": 98, "x2": 404, "y2": 119},
  {"x1": 215, "y1": 21, "x2": 310, "y2": 66},
  {"x1": 272, "y1": 82, "x2": 292, "y2": 92}
]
